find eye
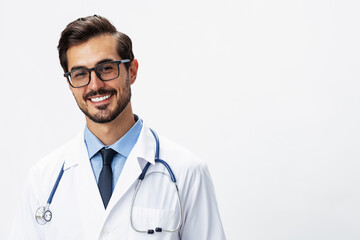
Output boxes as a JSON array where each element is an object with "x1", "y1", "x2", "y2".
[
  {"x1": 97, "y1": 63, "x2": 116, "y2": 73},
  {"x1": 71, "y1": 69, "x2": 88, "y2": 80},
  {"x1": 102, "y1": 65, "x2": 114, "y2": 71}
]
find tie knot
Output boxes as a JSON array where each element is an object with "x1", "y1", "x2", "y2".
[{"x1": 100, "y1": 148, "x2": 117, "y2": 166}]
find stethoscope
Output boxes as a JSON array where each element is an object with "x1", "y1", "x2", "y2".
[{"x1": 35, "y1": 129, "x2": 183, "y2": 235}]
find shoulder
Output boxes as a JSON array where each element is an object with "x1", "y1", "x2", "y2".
[
  {"x1": 157, "y1": 135, "x2": 209, "y2": 176},
  {"x1": 156, "y1": 135, "x2": 217, "y2": 205},
  {"x1": 22, "y1": 134, "x2": 82, "y2": 202},
  {"x1": 29, "y1": 134, "x2": 82, "y2": 179}
]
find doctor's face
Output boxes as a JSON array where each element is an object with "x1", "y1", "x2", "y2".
[{"x1": 66, "y1": 34, "x2": 138, "y2": 123}]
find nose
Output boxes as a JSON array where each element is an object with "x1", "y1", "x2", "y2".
[{"x1": 87, "y1": 70, "x2": 105, "y2": 90}]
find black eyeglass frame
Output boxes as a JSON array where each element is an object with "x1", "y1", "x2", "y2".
[{"x1": 63, "y1": 59, "x2": 131, "y2": 88}]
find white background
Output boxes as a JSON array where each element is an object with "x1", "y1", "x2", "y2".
[{"x1": 1, "y1": 0, "x2": 360, "y2": 239}]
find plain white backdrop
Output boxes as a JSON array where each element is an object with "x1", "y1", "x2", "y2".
[{"x1": 1, "y1": 0, "x2": 360, "y2": 239}]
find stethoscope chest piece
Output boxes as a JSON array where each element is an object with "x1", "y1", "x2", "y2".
[{"x1": 35, "y1": 206, "x2": 52, "y2": 225}]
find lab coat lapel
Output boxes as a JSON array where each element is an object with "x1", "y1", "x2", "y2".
[
  {"x1": 65, "y1": 133, "x2": 106, "y2": 237},
  {"x1": 64, "y1": 125, "x2": 158, "y2": 231},
  {"x1": 105, "y1": 124, "x2": 156, "y2": 211}
]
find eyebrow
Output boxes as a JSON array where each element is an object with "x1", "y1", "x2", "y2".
[{"x1": 70, "y1": 58, "x2": 115, "y2": 72}]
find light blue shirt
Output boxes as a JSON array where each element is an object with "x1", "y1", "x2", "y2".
[{"x1": 84, "y1": 118, "x2": 143, "y2": 191}]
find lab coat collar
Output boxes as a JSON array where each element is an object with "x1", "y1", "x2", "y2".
[
  {"x1": 63, "y1": 133, "x2": 85, "y2": 170},
  {"x1": 59, "y1": 121, "x2": 158, "y2": 229},
  {"x1": 61, "y1": 122, "x2": 156, "y2": 211},
  {"x1": 102, "y1": 123, "x2": 157, "y2": 212},
  {"x1": 132, "y1": 123, "x2": 156, "y2": 165},
  {"x1": 62, "y1": 122, "x2": 157, "y2": 171}
]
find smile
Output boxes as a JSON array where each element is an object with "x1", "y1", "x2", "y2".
[{"x1": 89, "y1": 94, "x2": 112, "y2": 103}]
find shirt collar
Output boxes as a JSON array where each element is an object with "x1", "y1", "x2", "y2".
[{"x1": 84, "y1": 117, "x2": 143, "y2": 159}]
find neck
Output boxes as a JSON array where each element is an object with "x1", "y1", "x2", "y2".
[{"x1": 86, "y1": 103, "x2": 136, "y2": 146}]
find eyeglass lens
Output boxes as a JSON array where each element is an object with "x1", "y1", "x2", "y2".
[{"x1": 69, "y1": 62, "x2": 119, "y2": 87}]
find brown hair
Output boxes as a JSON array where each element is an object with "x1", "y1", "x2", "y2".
[{"x1": 57, "y1": 15, "x2": 134, "y2": 72}]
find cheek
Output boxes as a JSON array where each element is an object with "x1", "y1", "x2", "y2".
[
  {"x1": 118, "y1": 83, "x2": 130, "y2": 96},
  {"x1": 108, "y1": 81, "x2": 124, "y2": 92},
  {"x1": 71, "y1": 89, "x2": 85, "y2": 101}
]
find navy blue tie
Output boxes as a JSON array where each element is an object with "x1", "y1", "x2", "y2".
[{"x1": 98, "y1": 148, "x2": 117, "y2": 209}]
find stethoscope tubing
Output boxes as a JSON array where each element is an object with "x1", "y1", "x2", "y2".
[
  {"x1": 130, "y1": 167, "x2": 183, "y2": 234},
  {"x1": 47, "y1": 162, "x2": 65, "y2": 205},
  {"x1": 129, "y1": 129, "x2": 182, "y2": 234},
  {"x1": 35, "y1": 129, "x2": 183, "y2": 235}
]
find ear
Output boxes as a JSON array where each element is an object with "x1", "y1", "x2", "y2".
[{"x1": 128, "y1": 59, "x2": 139, "y2": 85}]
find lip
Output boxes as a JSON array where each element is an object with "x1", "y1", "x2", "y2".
[{"x1": 87, "y1": 93, "x2": 113, "y2": 105}]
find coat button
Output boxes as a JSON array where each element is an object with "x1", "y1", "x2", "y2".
[{"x1": 101, "y1": 229, "x2": 109, "y2": 238}]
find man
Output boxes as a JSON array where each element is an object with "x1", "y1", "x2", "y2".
[{"x1": 9, "y1": 15, "x2": 225, "y2": 240}]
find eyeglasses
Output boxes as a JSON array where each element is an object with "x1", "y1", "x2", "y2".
[{"x1": 64, "y1": 59, "x2": 131, "y2": 88}]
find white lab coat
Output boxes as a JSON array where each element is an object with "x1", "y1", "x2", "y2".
[{"x1": 9, "y1": 123, "x2": 226, "y2": 240}]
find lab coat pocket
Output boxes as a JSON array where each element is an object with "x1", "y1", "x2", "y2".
[{"x1": 128, "y1": 207, "x2": 180, "y2": 240}]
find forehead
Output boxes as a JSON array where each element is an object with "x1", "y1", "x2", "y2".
[{"x1": 67, "y1": 34, "x2": 120, "y2": 70}]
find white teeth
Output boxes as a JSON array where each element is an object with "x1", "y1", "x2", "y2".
[{"x1": 90, "y1": 94, "x2": 111, "y2": 102}]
